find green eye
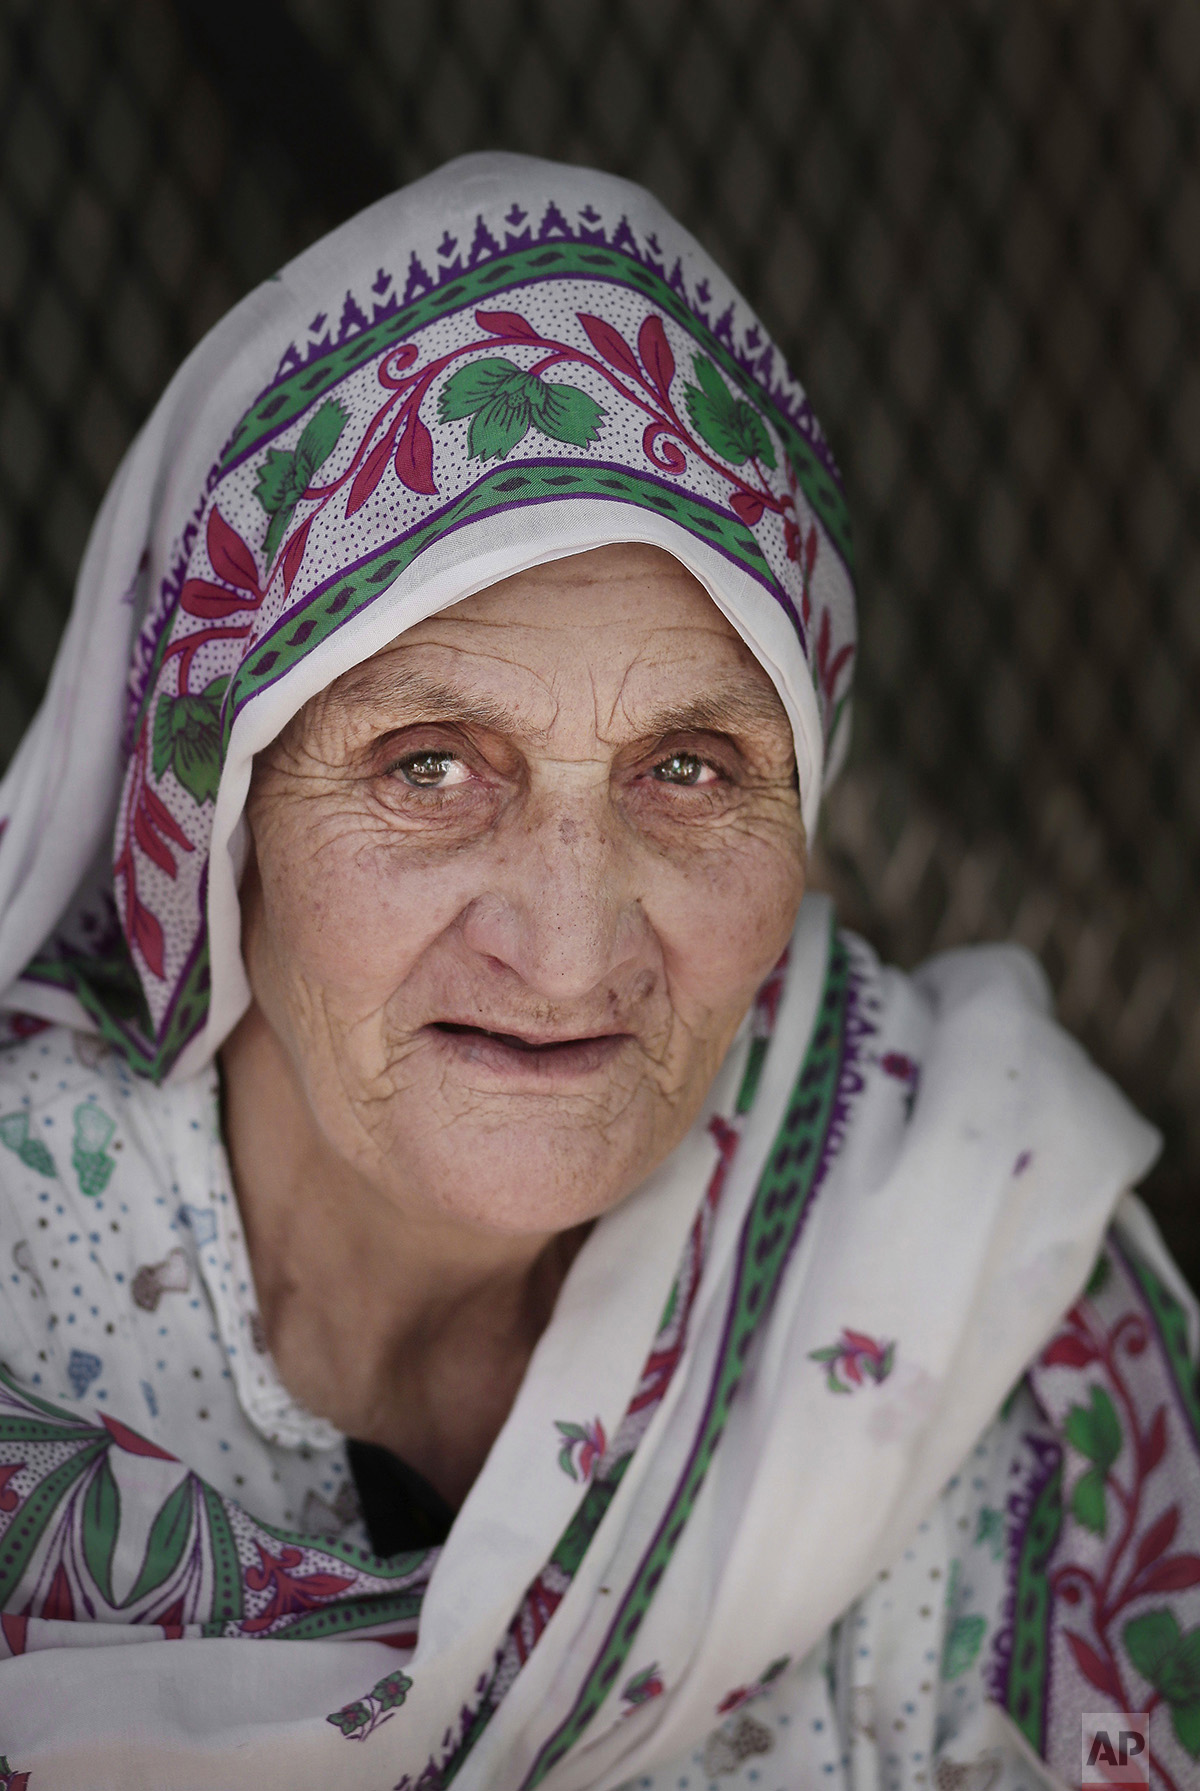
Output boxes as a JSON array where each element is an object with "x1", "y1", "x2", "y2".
[
  {"x1": 396, "y1": 751, "x2": 455, "y2": 787},
  {"x1": 653, "y1": 752, "x2": 707, "y2": 785}
]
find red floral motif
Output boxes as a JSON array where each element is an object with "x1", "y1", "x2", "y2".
[
  {"x1": 753, "y1": 950, "x2": 789, "y2": 1034},
  {"x1": 100, "y1": 1413, "x2": 176, "y2": 1460},
  {"x1": 511, "y1": 1569, "x2": 566, "y2": 1667},
  {"x1": 814, "y1": 606, "x2": 854, "y2": 715},
  {"x1": 117, "y1": 505, "x2": 262, "y2": 977},
  {"x1": 158, "y1": 1594, "x2": 186, "y2": 1639},
  {"x1": 879, "y1": 1051, "x2": 918, "y2": 1083},
  {"x1": 554, "y1": 1417, "x2": 607, "y2": 1483},
  {"x1": 6, "y1": 1016, "x2": 49, "y2": 1040},
  {"x1": 0, "y1": 1462, "x2": 22, "y2": 1514},
  {"x1": 786, "y1": 512, "x2": 819, "y2": 616},
  {"x1": 622, "y1": 1663, "x2": 665, "y2": 1710},
  {"x1": 181, "y1": 507, "x2": 263, "y2": 616},
  {"x1": 41, "y1": 1560, "x2": 74, "y2": 1622},
  {"x1": 326, "y1": 1668, "x2": 413, "y2": 1742},
  {"x1": 124, "y1": 302, "x2": 845, "y2": 982},
  {"x1": 879, "y1": 1051, "x2": 920, "y2": 1118},
  {"x1": 784, "y1": 492, "x2": 851, "y2": 733},
  {"x1": 570, "y1": 306, "x2": 793, "y2": 536},
  {"x1": 629, "y1": 1115, "x2": 738, "y2": 1421},
  {"x1": 333, "y1": 928, "x2": 796, "y2": 1773},
  {"x1": 717, "y1": 1654, "x2": 791, "y2": 1714},
  {"x1": 809, "y1": 1327, "x2": 895, "y2": 1394},
  {"x1": 241, "y1": 1542, "x2": 355, "y2": 1634},
  {"x1": 250, "y1": 303, "x2": 806, "y2": 635},
  {"x1": 1041, "y1": 1267, "x2": 1200, "y2": 1787}
]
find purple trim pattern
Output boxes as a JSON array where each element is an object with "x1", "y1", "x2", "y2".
[{"x1": 259, "y1": 200, "x2": 842, "y2": 495}]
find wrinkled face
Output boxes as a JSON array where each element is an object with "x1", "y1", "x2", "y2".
[{"x1": 241, "y1": 543, "x2": 806, "y2": 1237}]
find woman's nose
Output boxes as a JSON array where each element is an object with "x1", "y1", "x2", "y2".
[{"x1": 460, "y1": 788, "x2": 643, "y2": 1000}]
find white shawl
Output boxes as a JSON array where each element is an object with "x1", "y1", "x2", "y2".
[{"x1": 0, "y1": 153, "x2": 1158, "y2": 1788}]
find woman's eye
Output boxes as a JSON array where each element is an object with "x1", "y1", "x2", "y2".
[
  {"x1": 391, "y1": 750, "x2": 470, "y2": 788},
  {"x1": 651, "y1": 752, "x2": 718, "y2": 787}
]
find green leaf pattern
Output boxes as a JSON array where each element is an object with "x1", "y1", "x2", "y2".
[
  {"x1": 1064, "y1": 1384, "x2": 1123, "y2": 1537},
  {"x1": 942, "y1": 1612, "x2": 987, "y2": 1680},
  {"x1": 152, "y1": 675, "x2": 228, "y2": 807},
  {"x1": 254, "y1": 399, "x2": 346, "y2": 562},
  {"x1": 974, "y1": 1506, "x2": 1006, "y2": 1560},
  {"x1": 327, "y1": 1670, "x2": 413, "y2": 1741},
  {"x1": 1015, "y1": 1242, "x2": 1200, "y2": 1777},
  {"x1": 682, "y1": 355, "x2": 777, "y2": 469},
  {"x1": 72, "y1": 1101, "x2": 116, "y2": 1198},
  {"x1": 1125, "y1": 1609, "x2": 1200, "y2": 1758},
  {"x1": 941, "y1": 1558, "x2": 988, "y2": 1682},
  {"x1": 0, "y1": 1363, "x2": 432, "y2": 1639},
  {"x1": 81, "y1": 1455, "x2": 121, "y2": 1604},
  {"x1": 438, "y1": 358, "x2": 604, "y2": 461},
  {"x1": 0, "y1": 1112, "x2": 56, "y2": 1178},
  {"x1": 126, "y1": 1476, "x2": 195, "y2": 1606}
]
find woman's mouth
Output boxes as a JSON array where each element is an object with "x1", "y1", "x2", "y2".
[{"x1": 427, "y1": 1021, "x2": 629, "y2": 1078}]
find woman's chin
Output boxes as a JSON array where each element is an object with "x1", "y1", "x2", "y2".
[
  {"x1": 400, "y1": 1148, "x2": 639, "y2": 1234},
  {"x1": 369, "y1": 1075, "x2": 666, "y2": 1235}
]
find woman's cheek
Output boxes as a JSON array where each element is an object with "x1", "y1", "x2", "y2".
[
  {"x1": 650, "y1": 825, "x2": 805, "y2": 1008},
  {"x1": 259, "y1": 818, "x2": 445, "y2": 1010}
]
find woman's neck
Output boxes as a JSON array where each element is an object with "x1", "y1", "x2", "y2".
[{"x1": 218, "y1": 1003, "x2": 586, "y2": 1506}]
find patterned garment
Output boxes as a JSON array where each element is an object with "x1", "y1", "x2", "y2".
[
  {"x1": 0, "y1": 155, "x2": 1185, "y2": 1788},
  {"x1": 0, "y1": 153, "x2": 854, "y2": 1081},
  {"x1": 624, "y1": 1216, "x2": 1200, "y2": 1791},
  {"x1": 0, "y1": 904, "x2": 1180, "y2": 1789}
]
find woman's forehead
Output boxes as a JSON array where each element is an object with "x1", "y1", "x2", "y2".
[
  {"x1": 438, "y1": 542, "x2": 722, "y2": 626},
  {"x1": 307, "y1": 546, "x2": 790, "y2": 741}
]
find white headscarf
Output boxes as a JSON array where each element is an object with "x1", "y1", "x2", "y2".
[
  {"x1": 0, "y1": 156, "x2": 1158, "y2": 1791},
  {"x1": 0, "y1": 150, "x2": 854, "y2": 1083}
]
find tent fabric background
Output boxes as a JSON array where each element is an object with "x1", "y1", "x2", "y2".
[{"x1": 2, "y1": 0, "x2": 1198, "y2": 1277}]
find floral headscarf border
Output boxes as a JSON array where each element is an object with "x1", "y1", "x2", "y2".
[{"x1": 24, "y1": 185, "x2": 856, "y2": 1080}]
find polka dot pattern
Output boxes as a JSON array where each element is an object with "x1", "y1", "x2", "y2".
[{"x1": 0, "y1": 1025, "x2": 362, "y2": 1545}]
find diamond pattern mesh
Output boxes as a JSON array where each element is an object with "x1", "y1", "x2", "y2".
[{"x1": 3, "y1": 0, "x2": 1199, "y2": 1271}]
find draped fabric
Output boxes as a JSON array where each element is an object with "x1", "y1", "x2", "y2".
[
  {"x1": 0, "y1": 152, "x2": 853, "y2": 1082},
  {"x1": 0, "y1": 906, "x2": 1177, "y2": 1789},
  {"x1": 0, "y1": 154, "x2": 1190, "y2": 1790}
]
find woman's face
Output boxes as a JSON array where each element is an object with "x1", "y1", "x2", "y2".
[{"x1": 242, "y1": 543, "x2": 805, "y2": 1237}]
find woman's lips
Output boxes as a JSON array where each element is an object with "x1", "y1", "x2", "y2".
[{"x1": 427, "y1": 1021, "x2": 629, "y2": 1078}]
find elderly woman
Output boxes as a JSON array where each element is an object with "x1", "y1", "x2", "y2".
[{"x1": 0, "y1": 154, "x2": 1194, "y2": 1791}]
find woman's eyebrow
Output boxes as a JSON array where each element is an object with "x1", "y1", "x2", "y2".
[
  {"x1": 329, "y1": 663, "x2": 787, "y2": 739},
  {"x1": 327, "y1": 665, "x2": 525, "y2": 733},
  {"x1": 628, "y1": 687, "x2": 790, "y2": 738}
]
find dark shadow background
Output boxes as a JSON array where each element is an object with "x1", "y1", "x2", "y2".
[{"x1": 2, "y1": 0, "x2": 1199, "y2": 1275}]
